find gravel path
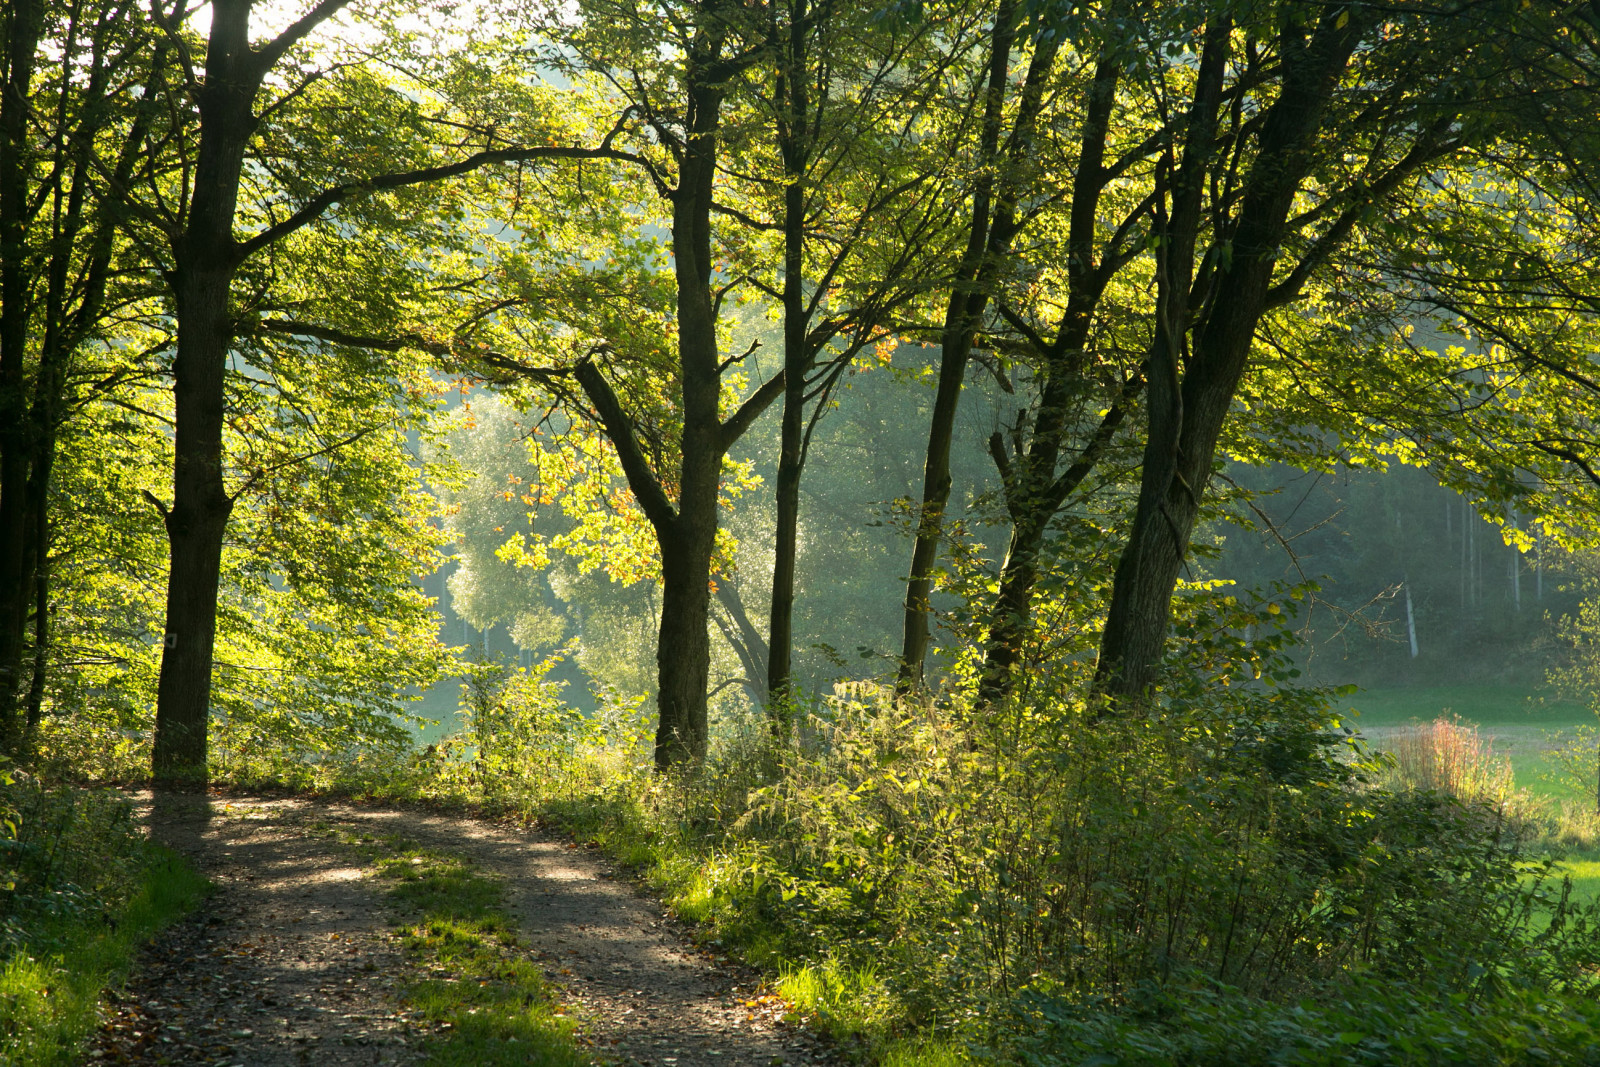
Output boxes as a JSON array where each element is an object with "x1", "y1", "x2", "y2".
[{"x1": 89, "y1": 793, "x2": 832, "y2": 1067}]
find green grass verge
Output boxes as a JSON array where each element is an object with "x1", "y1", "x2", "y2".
[
  {"x1": 331, "y1": 827, "x2": 587, "y2": 1067},
  {"x1": 0, "y1": 844, "x2": 209, "y2": 1066},
  {"x1": 526, "y1": 793, "x2": 973, "y2": 1066}
]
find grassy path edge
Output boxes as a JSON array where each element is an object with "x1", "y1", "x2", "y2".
[{"x1": 1, "y1": 842, "x2": 209, "y2": 1065}]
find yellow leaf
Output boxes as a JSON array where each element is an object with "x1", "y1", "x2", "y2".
[{"x1": 1335, "y1": 10, "x2": 1349, "y2": 28}]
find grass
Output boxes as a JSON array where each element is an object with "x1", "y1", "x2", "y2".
[
  {"x1": 327, "y1": 826, "x2": 587, "y2": 1067},
  {"x1": 1348, "y1": 685, "x2": 1596, "y2": 800},
  {"x1": 1556, "y1": 857, "x2": 1600, "y2": 903},
  {"x1": 0, "y1": 843, "x2": 210, "y2": 1066},
  {"x1": 1350, "y1": 687, "x2": 1600, "y2": 908},
  {"x1": 1340, "y1": 684, "x2": 1588, "y2": 727}
]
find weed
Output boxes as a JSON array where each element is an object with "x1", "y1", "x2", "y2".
[{"x1": 1375, "y1": 716, "x2": 1516, "y2": 803}]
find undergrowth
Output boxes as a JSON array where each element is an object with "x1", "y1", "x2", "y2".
[
  {"x1": 327, "y1": 823, "x2": 587, "y2": 1067},
  {"x1": 84, "y1": 616, "x2": 1600, "y2": 1066},
  {"x1": 239, "y1": 638, "x2": 1600, "y2": 1066},
  {"x1": 0, "y1": 778, "x2": 209, "y2": 1065}
]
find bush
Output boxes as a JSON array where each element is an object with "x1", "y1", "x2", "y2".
[
  {"x1": 361, "y1": 627, "x2": 1600, "y2": 1065},
  {"x1": 729, "y1": 684, "x2": 1600, "y2": 1034},
  {"x1": 1375, "y1": 717, "x2": 1516, "y2": 805},
  {"x1": 0, "y1": 779, "x2": 150, "y2": 951},
  {"x1": 1009, "y1": 975, "x2": 1600, "y2": 1067}
]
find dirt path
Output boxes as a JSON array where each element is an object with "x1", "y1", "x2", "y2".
[{"x1": 89, "y1": 793, "x2": 831, "y2": 1067}]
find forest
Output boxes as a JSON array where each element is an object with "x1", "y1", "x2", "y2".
[{"x1": 7, "y1": 0, "x2": 1600, "y2": 1063}]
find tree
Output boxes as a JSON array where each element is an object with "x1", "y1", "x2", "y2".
[
  {"x1": 1091, "y1": 1, "x2": 1600, "y2": 702},
  {"x1": 0, "y1": 0, "x2": 166, "y2": 755},
  {"x1": 896, "y1": 0, "x2": 1062, "y2": 690},
  {"x1": 475, "y1": 0, "x2": 793, "y2": 767},
  {"x1": 134, "y1": 0, "x2": 633, "y2": 782},
  {"x1": 738, "y1": 0, "x2": 961, "y2": 706}
]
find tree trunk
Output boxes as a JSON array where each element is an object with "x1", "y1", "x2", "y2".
[
  {"x1": 0, "y1": 0, "x2": 43, "y2": 753},
  {"x1": 974, "y1": 54, "x2": 1123, "y2": 706},
  {"x1": 897, "y1": 0, "x2": 1029, "y2": 689},
  {"x1": 22, "y1": 492, "x2": 46, "y2": 747},
  {"x1": 151, "y1": 4, "x2": 257, "y2": 784},
  {"x1": 655, "y1": 521, "x2": 715, "y2": 766},
  {"x1": 152, "y1": 263, "x2": 238, "y2": 782},
  {"x1": 1094, "y1": 14, "x2": 1362, "y2": 701},
  {"x1": 767, "y1": 0, "x2": 808, "y2": 705},
  {"x1": 713, "y1": 582, "x2": 768, "y2": 704},
  {"x1": 650, "y1": 62, "x2": 728, "y2": 769},
  {"x1": 978, "y1": 516, "x2": 1044, "y2": 701},
  {"x1": 977, "y1": 383, "x2": 1132, "y2": 704}
]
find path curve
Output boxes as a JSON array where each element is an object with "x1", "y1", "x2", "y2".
[{"x1": 89, "y1": 792, "x2": 831, "y2": 1067}]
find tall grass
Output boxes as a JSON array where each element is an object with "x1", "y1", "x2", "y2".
[{"x1": 1377, "y1": 717, "x2": 1516, "y2": 804}]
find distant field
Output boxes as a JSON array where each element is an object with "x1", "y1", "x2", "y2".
[
  {"x1": 404, "y1": 680, "x2": 460, "y2": 745},
  {"x1": 1339, "y1": 685, "x2": 1588, "y2": 726},
  {"x1": 1341, "y1": 685, "x2": 1593, "y2": 800}
]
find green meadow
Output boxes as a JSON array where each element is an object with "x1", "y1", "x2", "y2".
[
  {"x1": 1344, "y1": 685, "x2": 1600, "y2": 903},
  {"x1": 1344, "y1": 685, "x2": 1592, "y2": 798}
]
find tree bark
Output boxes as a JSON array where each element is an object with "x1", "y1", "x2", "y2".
[
  {"x1": 0, "y1": 0, "x2": 137, "y2": 755},
  {"x1": 973, "y1": 54, "x2": 1127, "y2": 705},
  {"x1": 898, "y1": 0, "x2": 1056, "y2": 689},
  {"x1": 766, "y1": 0, "x2": 808, "y2": 707},
  {"x1": 978, "y1": 383, "x2": 1135, "y2": 704},
  {"x1": 0, "y1": 0, "x2": 43, "y2": 752},
  {"x1": 1094, "y1": 14, "x2": 1364, "y2": 702},
  {"x1": 646, "y1": 51, "x2": 728, "y2": 768},
  {"x1": 568, "y1": 29, "x2": 789, "y2": 765},
  {"x1": 152, "y1": 0, "x2": 258, "y2": 784}
]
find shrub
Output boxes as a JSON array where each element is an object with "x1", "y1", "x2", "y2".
[
  {"x1": 1008, "y1": 975, "x2": 1600, "y2": 1067},
  {"x1": 370, "y1": 629, "x2": 1600, "y2": 1064},
  {"x1": 1376, "y1": 717, "x2": 1516, "y2": 805}
]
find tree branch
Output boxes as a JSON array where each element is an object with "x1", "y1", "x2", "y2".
[
  {"x1": 249, "y1": 0, "x2": 351, "y2": 76},
  {"x1": 1265, "y1": 116, "x2": 1459, "y2": 309},
  {"x1": 237, "y1": 138, "x2": 645, "y2": 261},
  {"x1": 572, "y1": 359, "x2": 677, "y2": 532},
  {"x1": 987, "y1": 430, "x2": 1014, "y2": 511},
  {"x1": 719, "y1": 367, "x2": 786, "y2": 452},
  {"x1": 1532, "y1": 438, "x2": 1600, "y2": 490},
  {"x1": 228, "y1": 421, "x2": 385, "y2": 504},
  {"x1": 256, "y1": 318, "x2": 585, "y2": 399},
  {"x1": 1042, "y1": 374, "x2": 1143, "y2": 513}
]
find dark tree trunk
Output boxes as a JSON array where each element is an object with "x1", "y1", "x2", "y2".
[
  {"x1": 977, "y1": 381, "x2": 1132, "y2": 704},
  {"x1": 1094, "y1": 15, "x2": 1363, "y2": 702},
  {"x1": 651, "y1": 59, "x2": 731, "y2": 768},
  {"x1": 152, "y1": 261, "x2": 239, "y2": 782},
  {"x1": 22, "y1": 487, "x2": 46, "y2": 746},
  {"x1": 656, "y1": 520, "x2": 716, "y2": 765},
  {"x1": 151, "y1": 3, "x2": 258, "y2": 784},
  {"x1": 0, "y1": 4, "x2": 155, "y2": 758},
  {"x1": 898, "y1": 2, "x2": 1057, "y2": 689},
  {"x1": 974, "y1": 55, "x2": 1125, "y2": 706},
  {"x1": 766, "y1": 0, "x2": 808, "y2": 706},
  {"x1": 17, "y1": 333, "x2": 59, "y2": 759},
  {"x1": 0, "y1": 0, "x2": 42, "y2": 752}
]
